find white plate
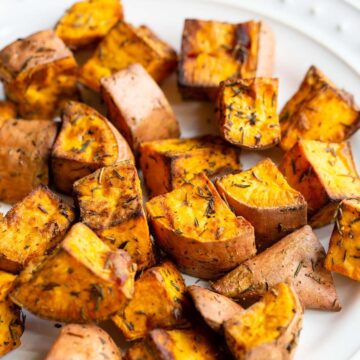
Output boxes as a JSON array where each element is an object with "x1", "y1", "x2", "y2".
[{"x1": 1, "y1": 0, "x2": 360, "y2": 359}]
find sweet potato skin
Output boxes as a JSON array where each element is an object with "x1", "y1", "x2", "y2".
[
  {"x1": 146, "y1": 173, "x2": 256, "y2": 279},
  {"x1": 10, "y1": 223, "x2": 136, "y2": 322},
  {"x1": 74, "y1": 161, "x2": 155, "y2": 272},
  {"x1": 52, "y1": 101, "x2": 134, "y2": 194},
  {"x1": 0, "y1": 30, "x2": 78, "y2": 119},
  {"x1": 280, "y1": 66, "x2": 360, "y2": 152},
  {"x1": 112, "y1": 261, "x2": 189, "y2": 340},
  {"x1": 213, "y1": 225, "x2": 340, "y2": 311},
  {"x1": 0, "y1": 119, "x2": 57, "y2": 204},
  {"x1": 45, "y1": 324, "x2": 122, "y2": 360},
  {"x1": 0, "y1": 186, "x2": 75, "y2": 274},
  {"x1": 80, "y1": 21, "x2": 177, "y2": 91},
  {"x1": 216, "y1": 158, "x2": 307, "y2": 251},
  {"x1": 178, "y1": 19, "x2": 275, "y2": 100},
  {"x1": 139, "y1": 135, "x2": 240, "y2": 197},
  {"x1": 279, "y1": 140, "x2": 360, "y2": 228},
  {"x1": 224, "y1": 283, "x2": 303, "y2": 360},
  {"x1": 101, "y1": 64, "x2": 180, "y2": 152},
  {"x1": 216, "y1": 78, "x2": 280, "y2": 149},
  {"x1": 55, "y1": 0, "x2": 124, "y2": 48},
  {"x1": 188, "y1": 285, "x2": 243, "y2": 332},
  {"x1": 325, "y1": 199, "x2": 360, "y2": 281}
]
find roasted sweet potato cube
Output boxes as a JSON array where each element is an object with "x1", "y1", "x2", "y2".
[
  {"x1": 125, "y1": 328, "x2": 219, "y2": 360},
  {"x1": 52, "y1": 101, "x2": 133, "y2": 194},
  {"x1": 213, "y1": 225, "x2": 340, "y2": 311},
  {"x1": 55, "y1": 0, "x2": 124, "y2": 49},
  {"x1": 0, "y1": 271, "x2": 24, "y2": 357},
  {"x1": 178, "y1": 19, "x2": 275, "y2": 100},
  {"x1": 0, "y1": 100, "x2": 16, "y2": 123},
  {"x1": 74, "y1": 161, "x2": 154, "y2": 271},
  {"x1": 280, "y1": 66, "x2": 360, "y2": 151},
  {"x1": 45, "y1": 324, "x2": 122, "y2": 360},
  {"x1": 279, "y1": 140, "x2": 360, "y2": 228},
  {"x1": 216, "y1": 78, "x2": 280, "y2": 149},
  {"x1": 188, "y1": 285, "x2": 243, "y2": 333},
  {"x1": 216, "y1": 159, "x2": 307, "y2": 251},
  {"x1": 112, "y1": 261, "x2": 189, "y2": 340},
  {"x1": 224, "y1": 283, "x2": 303, "y2": 360},
  {"x1": 0, "y1": 119, "x2": 57, "y2": 204},
  {"x1": 139, "y1": 135, "x2": 240, "y2": 197},
  {"x1": 101, "y1": 64, "x2": 180, "y2": 152},
  {"x1": 0, "y1": 30, "x2": 78, "y2": 119},
  {"x1": 10, "y1": 223, "x2": 136, "y2": 322},
  {"x1": 80, "y1": 21, "x2": 177, "y2": 91},
  {"x1": 146, "y1": 173, "x2": 256, "y2": 279},
  {"x1": 325, "y1": 199, "x2": 360, "y2": 281}
]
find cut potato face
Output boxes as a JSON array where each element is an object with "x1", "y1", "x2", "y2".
[
  {"x1": 188, "y1": 285, "x2": 243, "y2": 332},
  {"x1": 139, "y1": 135, "x2": 240, "y2": 197},
  {"x1": 279, "y1": 139, "x2": 360, "y2": 228},
  {"x1": 0, "y1": 119, "x2": 57, "y2": 204},
  {"x1": 112, "y1": 261, "x2": 189, "y2": 340},
  {"x1": 146, "y1": 173, "x2": 256, "y2": 279},
  {"x1": 0, "y1": 271, "x2": 24, "y2": 357},
  {"x1": 0, "y1": 30, "x2": 78, "y2": 119},
  {"x1": 178, "y1": 19, "x2": 274, "y2": 100},
  {"x1": 45, "y1": 324, "x2": 122, "y2": 360},
  {"x1": 325, "y1": 199, "x2": 360, "y2": 281},
  {"x1": 125, "y1": 328, "x2": 219, "y2": 360},
  {"x1": 0, "y1": 101, "x2": 16, "y2": 123},
  {"x1": 216, "y1": 78, "x2": 280, "y2": 149},
  {"x1": 52, "y1": 101, "x2": 134, "y2": 194},
  {"x1": 0, "y1": 186, "x2": 74, "y2": 273},
  {"x1": 10, "y1": 223, "x2": 136, "y2": 322},
  {"x1": 216, "y1": 158, "x2": 307, "y2": 251},
  {"x1": 224, "y1": 283, "x2": 303, "y2": 360},
  {"x1": 101, "y1": 64, "x2": 180, "y2": 152},
  {"x1": 55, "y1": 0, "x2": 124, "y2": 48},
  {"x1": 80, "y1": 21, "x2": 177, "y2": 91},
  {"x1": 74, "y1": 161, "x2": 155, "y2": 271},
  {"x1": 280, "y1": 66, "x2": 360, "y2": 151},
  {"x1": 213, "y1": 225, "x2": 340, "y2": 311}
]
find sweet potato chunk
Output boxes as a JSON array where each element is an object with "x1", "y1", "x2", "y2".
[
  {"x1": 216, "y1": 78, "x2": 280, "y2": 149},
  {"x1": 279, "y1": 140, "x2": 360, "y2": 228},
  {"x1": 146, "y1": 173, "x2": 256, "y2": 279},
  {"x1": 10, "y1": 223, "x2": 136, "y2": 322},
  {"x1": 45, "y1": 324, "x2": 122, "y2": 360},
  {"x1": 112, "y1": 261, "x2": 189, "y2": 340},
  {"x1": 188, "y1": 285, "x2": 243, "y2": 332},
  {"x1": 52, "y1": 101, "x2": 133, "y2": 194},
  {"x1": 125, "y1": 328, "x2": 219, "y2": 360},
  {"x1": 0, "y1": 271, "x2": 24, "y2": 357},
  {"x1": 325, "y1": 199, "x2": 360, "y2": 281},
  {"x1": 0, "y1": 101, "x2": 16, "y2": 123},
  {"x1": 74, "y1": 161, "x2": 154, "y2": 271},
  {"x1": 0, "y1": 186, "x2": 74, "y2": 273},
  {"x1": 101, "y1": 64, "x2": 180, "y2": 152},
  {"x1": 55, "y1": 0, "x2": 124, "y2": 49},
  {"x1": 0, "y1": 119, "x2": 57, "y2": 204},
  {"x1": 139, "y1": 135, "x2": 240, "y2": 197},
  {"x1": 80, "y1": 21, "x2": 177, "y2": 91},
  {"x1": 213, "y1": 225, "x2": 340, "y2": 311},
  {"x1": 178, "y1": 19, "x2": 275, "y2": 100},
  {"x1": 280, "y1": 66, "x2": 360, "y2": 151},
  {"x1": 216, "y1": 159, "x2": 307, "y2": 251},
  {"x1": 0, "y1": 30, "x2": 78, "y2": 119},
  {"x1": 224, "y1": 283, "x2": 303, "y2": 360}
]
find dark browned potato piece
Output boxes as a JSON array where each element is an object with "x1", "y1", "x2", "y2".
[
  {"x1": 45, "y1": 324, "x2": 122, "y2": 360},
  {"x1": 101, "y1": 64, "x2": 180, "y2": 152},
  {"x1": 0, "y1": 119, "x2": 57, "y2": 204},
  {"x1": 213, "y1": 225, "x2": 340, "y2": 311}
]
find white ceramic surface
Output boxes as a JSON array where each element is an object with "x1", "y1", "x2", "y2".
[{"x1": 0, "y1": 0, "x2": 360, "y2": 359}]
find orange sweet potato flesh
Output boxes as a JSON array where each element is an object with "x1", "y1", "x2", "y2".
[
  {"x1": 0, "y1": 101, "x2": 16, "y2": 123},
  {"x1": 279, "y1": 139, "x2": 360, "y2": 228}
]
